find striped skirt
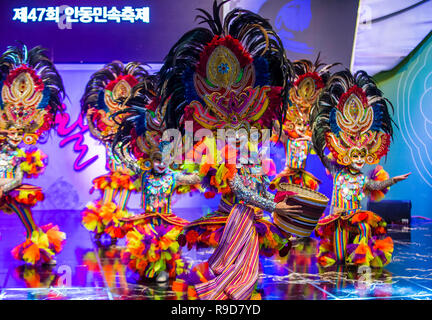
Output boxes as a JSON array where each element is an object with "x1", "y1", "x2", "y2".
[{"x1": 194, "y1": 204, "x2": 260, "y2": 300}]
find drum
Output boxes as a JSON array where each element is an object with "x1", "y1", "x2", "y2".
[{"x1": 273, "y1": 183, "x2": 329, "y2": 237}]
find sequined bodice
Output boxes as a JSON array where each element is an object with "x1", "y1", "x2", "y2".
[
  {"x1": 142, "y1": 171, "x2": 176, "y2": 214},
  {"x1": 286, "y1": 139, "x2": 310, "y2": 169},
  {"x1": 331, "y1": 169, "x2": 366, "y2": 211}
]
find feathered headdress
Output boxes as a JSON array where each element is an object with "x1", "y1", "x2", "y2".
[
  {"x1": 290, "y1": 57, "x2": 337, "y2": 114},
  {"x1": 281, "y1": 57, "x2": 337, "y2": 138},
  {"x1": 112, "y1": 80, "x2": 174, "y2": 171},
  {"x1": 81, "y1": 61, "x2": 152, "y2": 140},
  {"x1": 311, "y1": 70, "x2": 394, "y2": 167},
  {"x1": 0, "y1": 45, "x2": 65, "y2": 144},
  {"x1": 158, "y1": 0, "x2": 293, "y2": 134}
]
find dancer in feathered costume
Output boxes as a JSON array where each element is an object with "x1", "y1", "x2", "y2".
[
  {"x1": 158, "y1": 1, "x2": 304, "y2": 299},
  {"x1": 81, "y1": 61, "x2": 152, "y2": 244},
  {"x1": 311, "y1": 70, "x2": 410, "y2": 267},
  {"x1": 270, "y1": 58, "x2": 337, "y2": 192},
  {"x1": 0, "y1": 45, "x2": 66, "y2": 265},
  {"x1": 112, "y1": 83, "x2": 201, "y2": 283}
]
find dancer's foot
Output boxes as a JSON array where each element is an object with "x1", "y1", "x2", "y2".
[{"x1": 156, "y1": 271, "x2": 169, "y2": 283}]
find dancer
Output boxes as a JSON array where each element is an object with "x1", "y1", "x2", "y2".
[
  {"x1": 112, "y1": 83, "x2": 201, "y2": 283},
  {"x1": 311, "y1": 70, "x2": 410, "y2": 267},
  {"x1": 0, "y1": 45, "x2": 66, "y2": 265},
  {"x1": 158, "y1": 1, "x2": 304, "y2": 299},
  {"x1": 81, "y1": 61, "x2": 151, "y2": 244},
  {"x1": 270, "y1": 58, "x2": 337, "y2": 191}
]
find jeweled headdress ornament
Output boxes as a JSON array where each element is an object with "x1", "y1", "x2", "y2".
[
  {"x1": 0, "y1": 45, "x2": 65, "y2": 144},
  {"x1": 81, "y1": 61, "x2": 151, "y2": 140},
  {"x1": 311, "y1": 70, "x2": 394, "y2": 167},
  {"x1": 158, "y1": 0, "x2": 293, "y2": 135}
]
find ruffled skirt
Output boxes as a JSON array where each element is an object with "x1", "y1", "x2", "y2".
[
  {"x1": 0, "y1": 184, "x2": 45, "y2": 208},
  {"x1": 91, "y1": 171, "x2": 136, "y2": 192},
  {"x1": 82, "y1": 170, "x2": 136, "y2": 239},
  {"x1": 1, "y1": 185, "x2": 66, "y2": 265},
  {"x1": 120, "y1": 212, "x2": 189, "y2": 279},
  {"x1": 11, "y1": 223, "x2": 66, "y2": 265},
  {"x1": 316, "y1": 208, "x2": 393, "y2": 268},
  {"x1": 81, "y1": 200, "x2": 131, "y2": 239}
]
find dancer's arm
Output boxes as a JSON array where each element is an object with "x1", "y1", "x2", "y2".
[
  {"x1": 228, "y1": 173, "x2": 302, "y2": 215},
  {"x1": 175, "y1": 173, "x2": 201, "y2": 186},
  {"x1": 365, "y1": 172, "x2": 411, "y2": 191}
]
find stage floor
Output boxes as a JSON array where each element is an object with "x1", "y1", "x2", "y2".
[{"x1": 0, "y1": 209, "x2": 431, "y2": 300}]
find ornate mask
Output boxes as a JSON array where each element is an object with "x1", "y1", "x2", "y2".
[
  {"x1": 325, "y1": 86, "x2": 390, "y2": 167},
  {"x1": 1, "y1": 65, "x2": 53, "y2": 145}
]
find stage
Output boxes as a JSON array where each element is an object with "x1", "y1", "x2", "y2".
[{"x1": 0, "y1": 209, "x2": 431, "y2": 300}]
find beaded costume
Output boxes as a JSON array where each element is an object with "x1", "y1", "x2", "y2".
[
  {"x1": 112, "y1": 83, "x2": 200, "y2": 281},
  {"x1": 0, "y1": 45, "x2": 66, "y2": 265},
  {"x1": 157, "y1": 1, "x2": 298, "y2": 300},
  {"x1": 81, "y1": 61, "x2": 152, "y2": 243},
  {"x1": 270, "y1": 58, "x2": 336, "y2": 191},
  {"x1": 311, "y1": 70, "x2": 397, "y2": 267}
]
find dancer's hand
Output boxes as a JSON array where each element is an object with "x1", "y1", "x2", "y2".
[
  {"x1": 86, "y1": 107, "x2": 98, "y2": 118},
  {"x1": 274, "y1": 196, "x2": 302, "y2": 216},
  {"x1": 393, "y1": 172, "x2": 411, "y2": 183},
  {"x1": 0, "y1": 187, "x2": 3, "y2": 198}
]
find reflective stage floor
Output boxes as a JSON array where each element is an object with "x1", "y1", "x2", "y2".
[{"x1": 0, "y1": 209, "x2": 431, "y2": 300}]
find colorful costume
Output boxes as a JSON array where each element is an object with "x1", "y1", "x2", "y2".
[
  {"x1": 0, "y1": 45, "x2": 66, "y2": 265},
  {"x1": 80, "y1": 61, "x2": 153, "y2": 242},
  {"x1": 311, "y1": 70, "x2": 396, "y2": 267},
  {"x1": 181, "y1": 142, "x2": 289, "y2": 255},
  {"x1": 112, "y1": 85, "x2": 200, "y2": 281},
  {"x1": 158, "y1": 2, "x2": 298, "y2": 299},
  {"x1": 270, "y1": 58, "x2": 336, "y2": 191}
]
